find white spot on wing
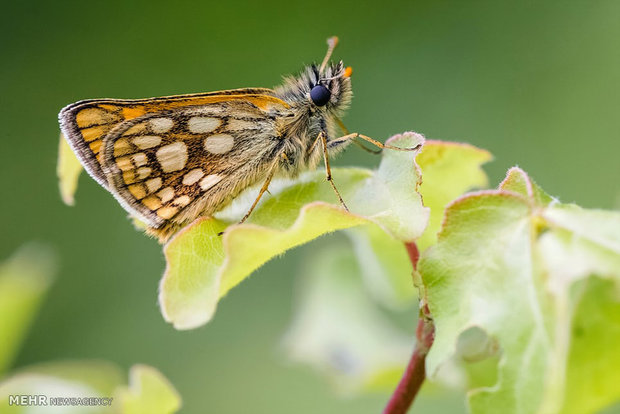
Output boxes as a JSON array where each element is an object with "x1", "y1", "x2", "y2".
[
  {"x1": 188, "y1": 117, "x2": 221, "y2": 134},
  {"x1": 133, "y1": 135, "x2": 162, "y2": 149},
  {"x1": 204, "y1": 134, "x2": 234, "y2": 154},
  {"x1": 156, "y1": 142, "x2": 187, "y2": 172},
  {"x1": 158, "y1": 187, "x2": 175, "y2": 203},
  {"x1": 136, "y1": 167, "x2": 151, "y2": 179},
  {"x1": 145, "y1": 177, "x2": 162, "y2": 193},
  {"x1": 132, "y1": 152, "x2": 148, "y2": 167},
  {"x1": 173, "y1": 195, "x2": 191, "y2": 207},
  {"x1": 149, "y1": 118, "x2": 174, "y2": 133},
  {"x1": 182, "y1": 168, "x2": 205, "y2": 185},
  {"x1": 199, "y1": 174, "x2": 222, "y2": 191}
]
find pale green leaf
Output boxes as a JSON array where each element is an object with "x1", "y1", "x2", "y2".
[
  {"x1": 160, "y1": 132, "x2": 429, "y2": 330},
  {"x1": 346, "y1": 225, "x2": 416, "y2": 308},
  {"x1": 543, "y1": 203, "x2": 620, "y2": 255},
  {"x1": 415, "y1": 141, "x2": 492, "y2": 251},
  {"x1": 282, "y1": 242, "x2": 471, "y2": 414},
  {"x1": 343, "y1": 140, "x2": 492, "y2": 308},
  {"x1": 420, "y1": 190, "x2": 542, "y2": 412},
  {"x1": 536, "y1": 224, "x2": 620, "y2": 414},
  {"x1": 0, "y1": 360, "x2": 123, "y2": 414},
  {"x1": 282, "y1": 244, "x2": 413, "y2": 394},
  {"x1": 560, "y1": 277, "x2": 620, "y2": 414},
  {"x1": 117, "y1": 365, "x2": 181, "y2": 414},
  {"x1": 0, "y1": 245, "x2": 55, "y2": 375},
  {"x1": 499, "y1": 166, "x2": 554, "y2": 207},
  {"x1": 419, "y1": 167, "x2": 620, "y2": 414},
  {"x1": 0, "y1": 362, "x2": 180, "y2": 414},
  {"x1": 57, "y1": 134, "x2": 83, "y2": 206}
]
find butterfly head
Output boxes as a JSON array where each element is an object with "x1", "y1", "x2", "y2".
[
  {"x1": 309, "y1": 36, "x2": 353, "y2": 113},
  {"x1": 274, "y1": 61, "x2": 353, "y2": 117},
  {"x1": 309, "y1": 61, "x2": 353, "y2": 111},
  {"x1": 275, "y1": 37, "x2": 353, "y2": 116}
]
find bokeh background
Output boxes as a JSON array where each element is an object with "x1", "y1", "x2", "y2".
[{"x1": 1, "y1": 1, "x2": 619, "y2": 413}]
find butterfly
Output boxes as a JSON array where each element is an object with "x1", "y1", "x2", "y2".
[{"x1": 59, "y1": 37, "x2": 414, "y2": 242}]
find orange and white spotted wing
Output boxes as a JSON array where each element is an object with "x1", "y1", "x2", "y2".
[
  {"x1": 59, "y1": 90, "x2": 291, "y2": 236},
  {"x1": 59, "y1": 88, "x2": 280, "y2": 187}
]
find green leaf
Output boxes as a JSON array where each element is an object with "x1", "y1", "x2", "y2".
[
  {"x1": 536, "y1": 208, "x2": 620, "y2": 414},
  {"x1": 160, "y1": 132, "x2": 429, "y2": 329},
  {"x1": 499, "y1": 166, "x2": 554, "y2": 207},
  {"x1": 542, "y1": 203, "x2": 620, "y2": 254},
  {"x1": 560, "y1": 276, "x2": 620, "y2": 414},
  {"x1": 282, "y1": 242, "x2": 471, "y2": 414},
  {"x1": 346, "y1": 225, "x2": 416, "y2": 308},
  {"x1": 342, "y1": 140, "x2": 492, "y2": 308},
  {"x1": 282, "y1": 244, "x2": 413, "y2": 394},
  {"x1": 415, "y1": 141, "x2": 492, "y2": 251},
  {"x1": 117, "y1": 365, "x2": 181, "y2": 414},
  {"x1": 0, "y1": 362, "x2": 180, "y2": 414},
  {"x1": 0, "y1": 360, "x2": 123, "y2": 414},
  {"x1": 418, "y1": 167, "x2": 620, "y2": 414},
  {"x1": 0, "y1": 245, "x2": 55, "y2": 375},
  {"x1": 57, "y1": 134, "x2": 83, "y2": 206}
]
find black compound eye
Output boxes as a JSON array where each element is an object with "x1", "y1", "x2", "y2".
[{"x1": 310, "y1": 84, "x2": 331, "y2": 106}]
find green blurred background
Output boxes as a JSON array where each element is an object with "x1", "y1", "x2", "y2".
[{"x1": 1, "y1": 1, "x2": 619, "y2": 413}]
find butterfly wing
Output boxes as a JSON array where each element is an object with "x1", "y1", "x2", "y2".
[
  {"x1": 59, "y1": 90, "x2": 291, "y2": 235},
  {"x1": 58, "y1": 88, "x2": 279, "y2": 188}
]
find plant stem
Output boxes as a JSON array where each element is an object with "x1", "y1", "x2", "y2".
[
  {"x1": 383, "y1": 243, "x2": 435, "y2": 414},
  {"x1": 404, "y1": 242, "x2": 420, "y2": 267}
]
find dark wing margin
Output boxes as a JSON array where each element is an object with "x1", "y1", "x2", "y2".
[{"x1": 59, "y1": 100, "x2": 122, "y2": 189}]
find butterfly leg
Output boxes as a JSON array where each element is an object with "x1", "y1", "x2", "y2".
[
  {"x1": 328, "y1": 133, "x2": 421, "y2": 152},
  {"x1": 334, "y1": 117, "x2": 381, "y2": 154},
  {"x1": 238, "y1": 166, "x2": 277, "y2": 225},
  {"x1": 319, "y1": 131, "x2": 349, "y2": 212},
  {"x1": 218, "y1": 155, "x2": 284, "y2": 235}
]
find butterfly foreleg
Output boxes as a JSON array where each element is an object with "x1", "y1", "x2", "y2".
[
  {"x1": 333, "y1": 117, "x2": 381, "y2": 154},
  {"x1": 328, "y1": 133, "x2": 421, "y2": 152},
  {"x1": 319, "y1": 131, "x2": 349, "y2": 212}
]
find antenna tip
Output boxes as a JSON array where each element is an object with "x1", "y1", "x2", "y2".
[
  {"x1": 343, "y1": 66, "x2": 353, "y2": 78},
  {"x1": 327, "y1": 36, "x2": 339, "y2": 47}
]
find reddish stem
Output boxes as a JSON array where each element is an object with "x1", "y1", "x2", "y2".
[
  {"x1": 405, "y1": 242, "x2": 420, "y2": 267},
  {"x1": 383, "y1": 242, "x2": 435, "y2": 414}
]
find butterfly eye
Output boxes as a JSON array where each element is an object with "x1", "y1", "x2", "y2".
[{"x1": 310, "y1": 84, "x2": 331, "y2": 106}]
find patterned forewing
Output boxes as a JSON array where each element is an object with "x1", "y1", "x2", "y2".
[
  {"x1": 58, "y1": 89, "x2": 282, "y2": 189},
  {"x1": 100, "y1": 100, "x2": 287, "y2": 229}
]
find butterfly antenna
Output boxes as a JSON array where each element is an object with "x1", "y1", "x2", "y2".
[{"x1": 319, "y1": 36, "x2": 339, "y2": 75}]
